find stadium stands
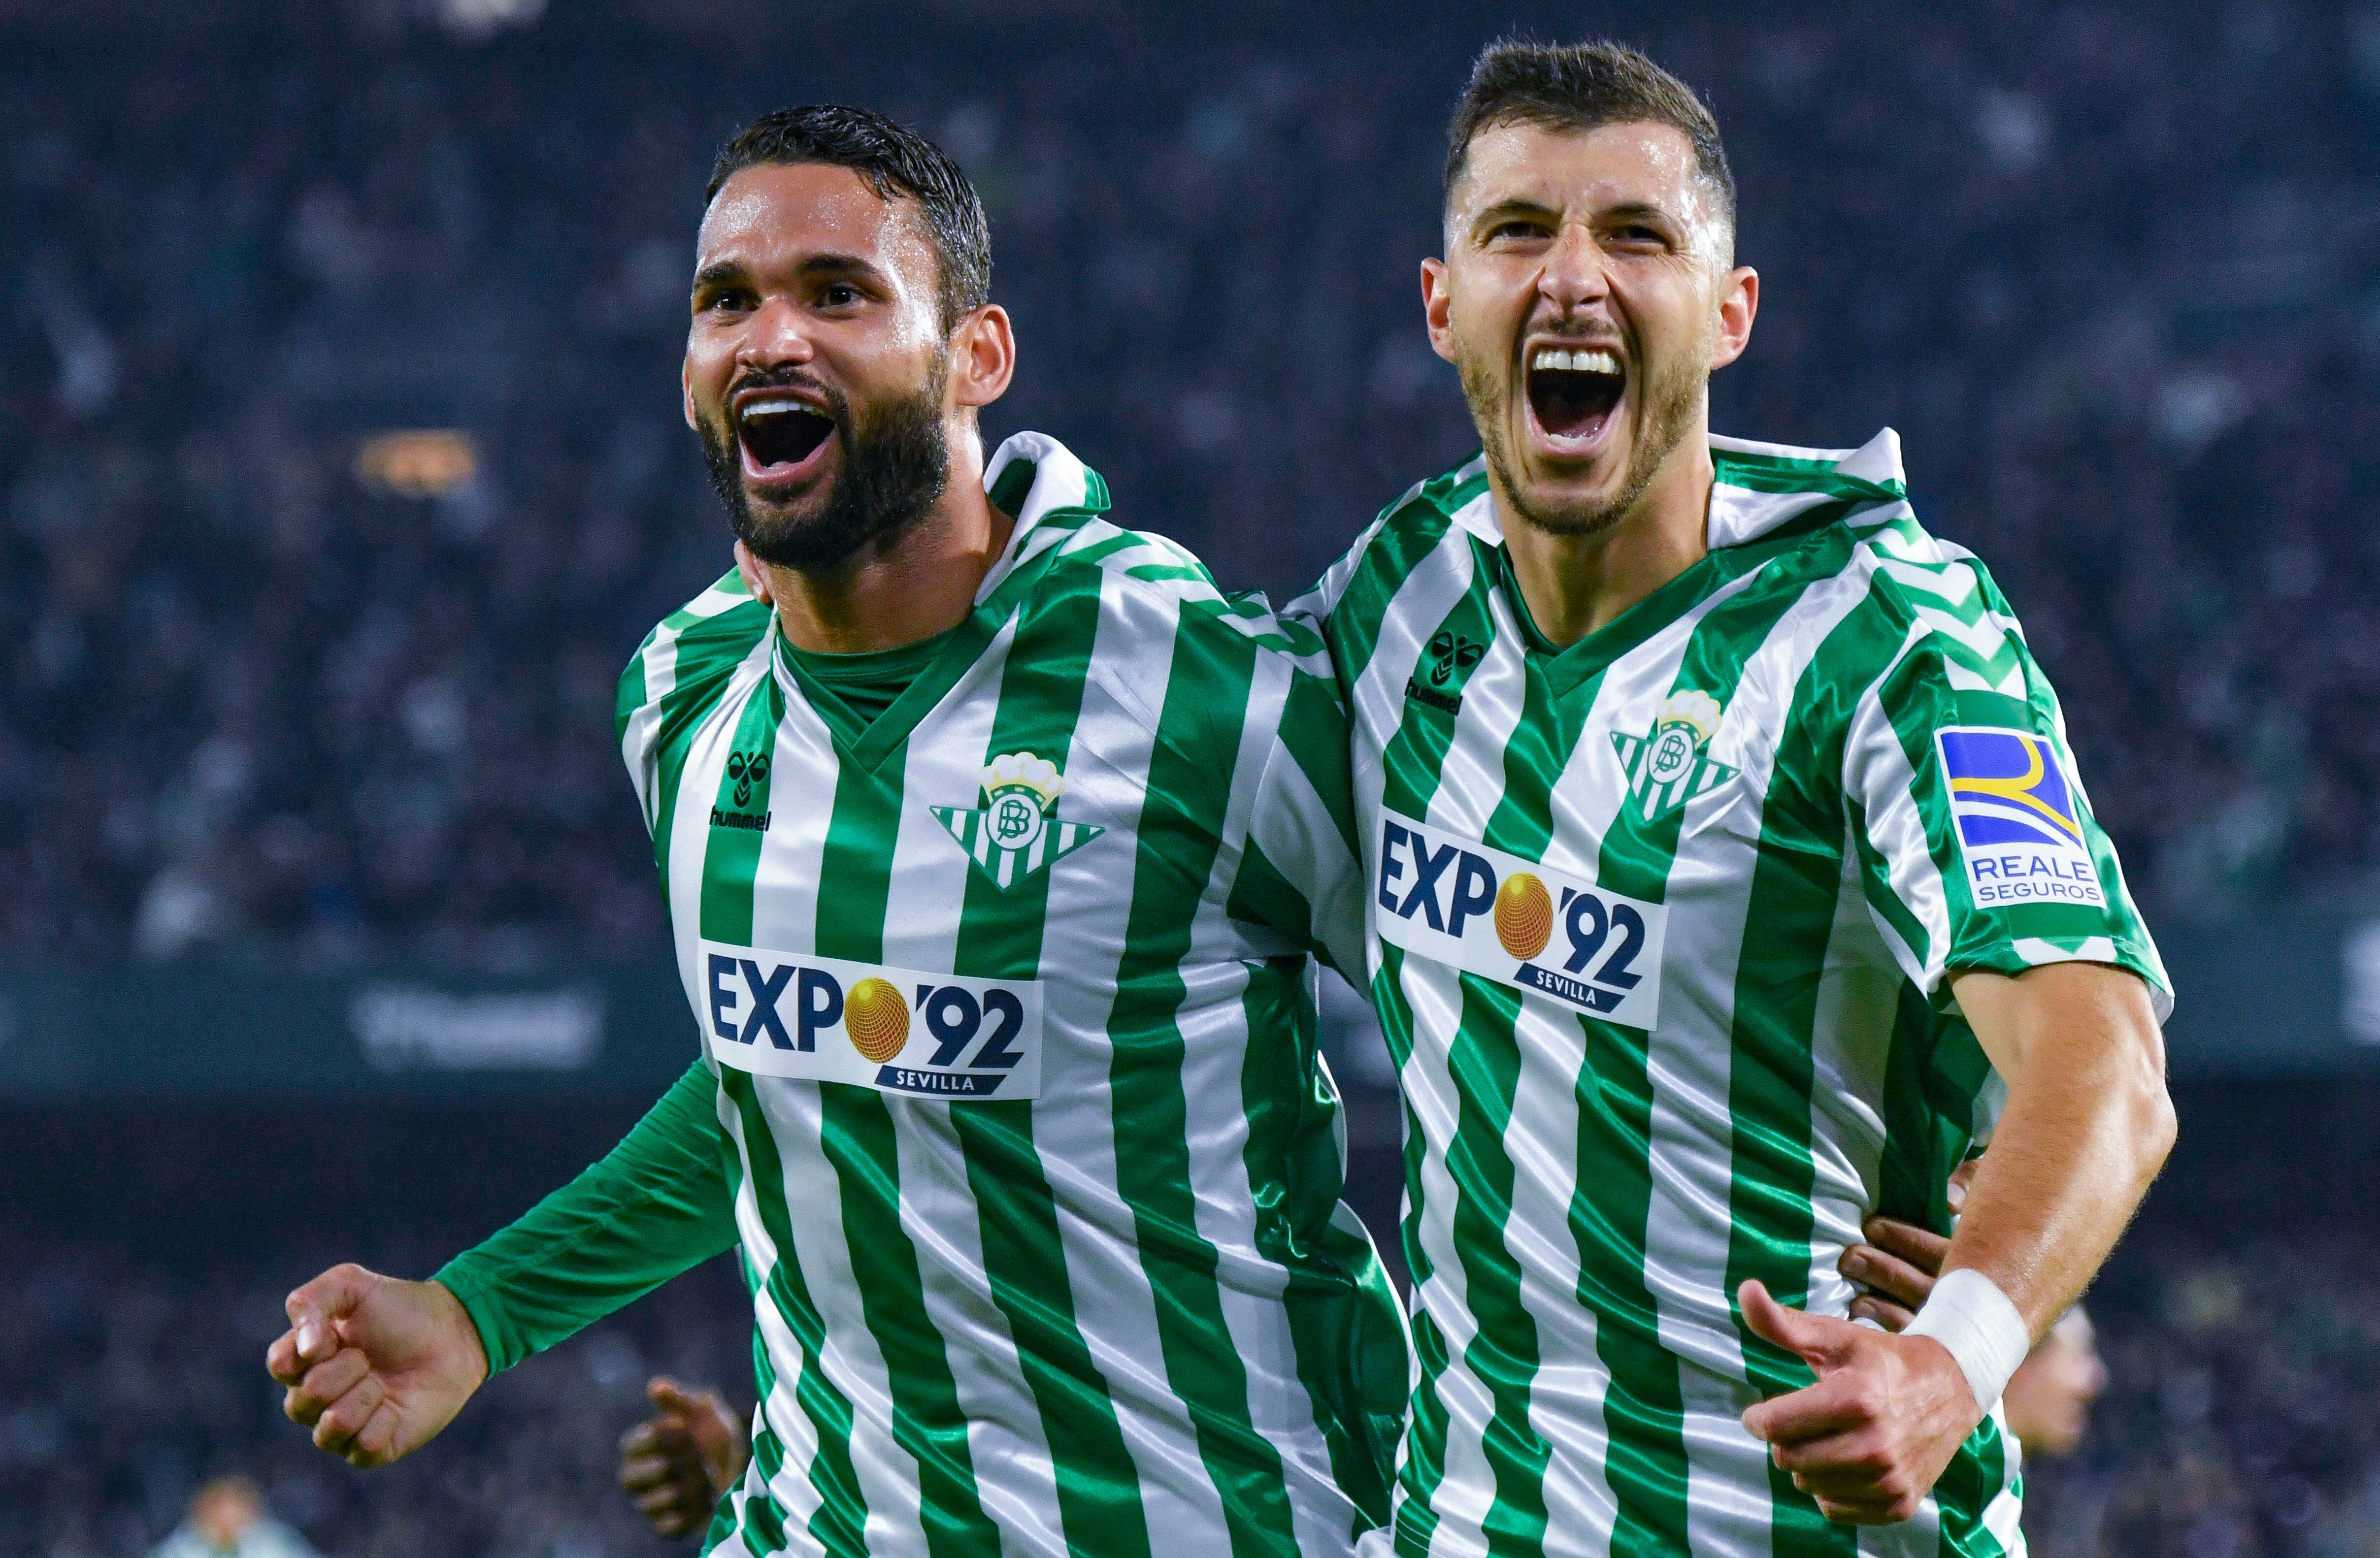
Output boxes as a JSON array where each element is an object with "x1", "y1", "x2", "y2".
[{"x1": 5, "y1": 0, "x2": 2380, "y2": 962}]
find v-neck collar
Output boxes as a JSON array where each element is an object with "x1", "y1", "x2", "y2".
[
  {"x1": 1471, "y1": 427, "x2": 1911, "y2": 699},
  {"x1": 769, "y1": 431, "x2": 1112, "y2": 771}
]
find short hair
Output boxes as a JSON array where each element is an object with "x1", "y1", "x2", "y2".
[
  {"x1": 706, "y1": 105, "x2": 992, "y2": 333},
  {"x1": 1445, "y1": 39, "x2": 1735, "y2": 238}
]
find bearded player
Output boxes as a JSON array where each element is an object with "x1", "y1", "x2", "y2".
[
  {"x1": 1289, "y1": 41, "x2": 2175, "y2": 1555},
  {"x1": 264, "y1": 106, "x2": 1407, "y2": 1557}
]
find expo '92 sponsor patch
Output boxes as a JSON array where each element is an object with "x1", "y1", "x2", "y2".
[
  {"x1": 1935, "y1": 727, "x2": 2105, "y2": 909},
  {"x1": 697, "y1": 939, "x2": 1042, "y2": 1100},
  {"x1": 1375, "y1": 810, "x2": 1667, "y2": 1029}
]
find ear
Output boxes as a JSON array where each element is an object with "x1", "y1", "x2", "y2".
[
  {"x1": 1710, "y1": 265, "x2": 1758, "y2": 371},
  {"x1": 1422, "y1": 257, "x2": 1456, "y2": 365},
  {"x1": 682, "y1": 355, "x2": 699, "y2": 432},
  {"x1": 950, "y1": 303, "x2": 1016, "y2": 411}
]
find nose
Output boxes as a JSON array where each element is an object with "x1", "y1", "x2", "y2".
[
  {"x1": 734, "y1": 294, "x2": 815, "y2": 373},
  {"x1": 1537, "y1": 220, "x2": 1611, "y2": 317}
]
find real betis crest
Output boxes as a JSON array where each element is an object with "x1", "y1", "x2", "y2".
[
  {"x1": 931, "y1": 751, "x2": 1104, "y2": 891},
  {"x1": 1610, "y1": 690, "x2": 1737, "y2": 821}
]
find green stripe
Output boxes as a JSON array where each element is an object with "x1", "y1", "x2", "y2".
[
  {"x1": 1325, "y1": 501, "x2": 1457, "y2": 691},
  {"x1": 950, "y1": 573, "x2": 1154, "y2": 1558}
]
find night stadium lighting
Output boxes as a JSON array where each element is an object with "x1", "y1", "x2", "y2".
[{"x1": 353, "y1": 429, "x2": 478, "y2": 496}]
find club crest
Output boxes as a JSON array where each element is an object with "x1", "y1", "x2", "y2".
[
  {"x1": 1610, "y1": 690, "x2": 1737, "y2": 820},
  {"x1": 931, "y1": 751, "x2": 1104, "y2": 891}
]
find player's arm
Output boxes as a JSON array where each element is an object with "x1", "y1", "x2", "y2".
[
  {"x1": 1742, "y1": 966, "x2": 2169, "y2": 1523},
  {"x1": 1740, "y1": 583, "x2": 2173, "y2": 1524},
  {"x1": 1223, "y1": 661, "x2": 1367, "y2": 980},
  {"x1": 266, "y1": 1059, "x2": 739, "y2": 1468}
]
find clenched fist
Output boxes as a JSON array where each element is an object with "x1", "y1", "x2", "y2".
[{"x1": 265, "y1": 1263, "x2": 490, "y2": 1468}]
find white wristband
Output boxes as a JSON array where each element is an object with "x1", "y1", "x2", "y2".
[{"x1": 1903, "y1": 1268, "x2": 2029, "y2": 1411}]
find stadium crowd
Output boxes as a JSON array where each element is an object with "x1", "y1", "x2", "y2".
[{"x1": 4, "y1": 0, "x2": 2380, "y2": 964}]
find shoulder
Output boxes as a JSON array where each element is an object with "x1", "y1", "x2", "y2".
[
  {"x1": 615, "y1": 569, "x2": 771, "y2": 760},
  {"x1": 1289, "y1": 454, "x2": 1490, "y2": 627},
  {"x1": 1016, "y1": 519, "x2": 1326, "y2": 763}
]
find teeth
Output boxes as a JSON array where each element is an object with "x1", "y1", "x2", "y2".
[
  {"x1": 740, "y1": 394, "x2": 823, "y2": 420},
  {"x1": 1530, "y1": 348, "x2": 1622, "y2": 376}
]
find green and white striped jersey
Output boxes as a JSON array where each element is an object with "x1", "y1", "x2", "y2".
[
  {"x1": 617, "y1": 433, "x2": 1407, "y2": 1558},
  {"x1": 1293, "y1": 430, "x2": 2170, "y2": 1558}
]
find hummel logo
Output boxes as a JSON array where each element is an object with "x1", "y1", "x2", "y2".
[
  {"x1": 1426, "y1": 630, "x2": 1485, "y2": 687},
  {"x1": 1405, "y1": 629, "x2": 1487, "y2": 715},
  {"x1": 726, "y1": 750, "x2": 771, "y2": 808}
]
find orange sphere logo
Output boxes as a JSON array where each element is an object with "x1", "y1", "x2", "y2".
[
  {"x1": 1494, "y1": 872, "x2": 1554, "y2": 961},
  {"x1": 844, "y1": 978, "x2": 909, "y2": 1063}
]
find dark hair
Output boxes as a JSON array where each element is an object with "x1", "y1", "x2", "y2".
[
  {"x1": 706, "y1": 104, "x2": 992, "y2": 332},
  {"x1": 1445, "y1": 39, "x2": 1735, "y2": 236}
]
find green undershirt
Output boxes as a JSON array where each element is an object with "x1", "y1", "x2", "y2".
[
  {"x1": 778, "y1": 625, "x2": 956, "y2": 745},
  {"x1": 432, "y1": 630, "x2": 955, "y2": 1374}
]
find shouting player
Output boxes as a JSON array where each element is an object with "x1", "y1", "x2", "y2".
[
  {"x1": 1291, "y1": 40, "x2": 2176, "y2": 1555},
  {"x1": 264, "y1": 106, "x2": 1407, "y2": 1557}
]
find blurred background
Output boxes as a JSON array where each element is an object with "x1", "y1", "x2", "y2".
[{"x1": 6, "y1": 0, "x2": 2380, "y2": 1553}]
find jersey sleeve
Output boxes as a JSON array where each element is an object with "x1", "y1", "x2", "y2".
[
  {"x1": 616, "y1": 568, "x2": 774, "y2": 841},
  {"x1": 433, "y1": 1059, "x2": 739, "y2": 1374},
  {"x1": 1843, "y1": 546, "x2": 2172, "y2": 1019},
  {"x1": 1227, "y1": 664, "x2": 1367, "y2": 980}
]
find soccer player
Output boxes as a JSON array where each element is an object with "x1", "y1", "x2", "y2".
[
  {"x1": 264, "y1": 106, "x2": 1407, "y2": 1557},
  {"x1": 1289, "y1": 40, "x2": 2177, "y2": 1554}
]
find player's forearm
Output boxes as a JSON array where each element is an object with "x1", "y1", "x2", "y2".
[
  {"x1": 436, "y1": 1059, "x2": 740, "y2": 1372},
  {"x1": 1940, "y1": 963, "x2": 2174, "y2": 1336}
]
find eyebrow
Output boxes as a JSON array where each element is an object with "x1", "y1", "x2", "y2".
[
  {"x1": 1470, "y1": 196, "x2": 1682, "y2": 232},
  {"x1": 691, "y1": 252, "x2": 889, "y2": 291}
]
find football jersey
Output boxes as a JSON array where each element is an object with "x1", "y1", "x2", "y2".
[
  {"x1": 618, "y1": 433, "x2": 1407, "y2": 1558},
  {"x1": 1291, "y1": 430, "x2": 2169, "y2": 1558}
]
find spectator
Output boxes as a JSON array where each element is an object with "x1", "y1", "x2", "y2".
[{"x1": 148, "y1": 1478, "x2": 315, "y2": 1558}]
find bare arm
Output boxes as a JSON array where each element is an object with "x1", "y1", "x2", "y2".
[
  {"x1": 1939, "y1": 960, "x2": 2173, "y2": 1334},
  {"x1": 1741, "y1": 959, "x2": 2173, "y2": 1524}
]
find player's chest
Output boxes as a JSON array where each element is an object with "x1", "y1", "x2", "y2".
[
  {"x1": 1354, "y1": 613, "x2": 1775, "y2": 1030},
  {"x1": 668, "y1": 676, "x2": 1147, "y2": 1102}
]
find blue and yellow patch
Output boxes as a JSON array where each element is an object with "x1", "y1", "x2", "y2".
[{"x1": 1934, "y1": 727, "x2": 2104, "y2": 909}]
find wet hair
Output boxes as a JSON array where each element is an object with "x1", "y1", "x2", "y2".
[
  {"x1": 706, "y1": 104, "x2": 991, "y2": 331},
  {"x1": 1445, "y1": 39, "x2": 1735, "y2": 238}
]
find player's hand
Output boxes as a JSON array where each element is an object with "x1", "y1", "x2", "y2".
[
  {"x1": 620, "y1": 1376, "x2": 749, "y2": 1538},
  {"x1": 1837, "y1": 1158, "x2": 1976, "y2": 1331},
  {"x1": 1738, "y1": 1278, "x2": 1982, "y2": 1525},
  {"x1": 265, "y1": 1264, "x2": 489, "y2": 1469},
  {"x1": 1838, "y1": 1217, "x2": 1949, "y2": 1331}
]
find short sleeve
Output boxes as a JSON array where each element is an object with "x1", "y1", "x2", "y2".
[{"x1": 1843, "y1": 560, "x2": 2172, "y2": 1021}]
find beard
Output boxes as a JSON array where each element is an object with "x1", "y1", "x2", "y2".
[
  {"x1": 697, "y1": 358, "x2": 953, "y2": 573},
  {"x1": 1461, "y1": 326, "x2": 1706, "y2": 541}
]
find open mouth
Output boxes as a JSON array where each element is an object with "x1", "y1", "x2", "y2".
[
  {"x1": 1525, "y1": 346, "x2": 1626, "y2": 446},
  {"x1": 736, "y1": 394, "x2": 836, "y2": 478}
]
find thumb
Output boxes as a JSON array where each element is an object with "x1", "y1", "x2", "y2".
[
  {"x1": 648, "y1": 1374, "x2": 703, "y2": 1418},
  {"x1": 1737, "y1": 1279, "x2": 1852, "y2": 1372},
  {"x1": 287, "y1": 1263, "x2": 375, "y2": 1363}
]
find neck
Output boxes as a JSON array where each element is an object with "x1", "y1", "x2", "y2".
[
  {"x1": 1499, "y1": 431, "x2": 1715, "y2": 649},
  {"x1": 763, "y1": 435, "x2": 1014, "y2": 654}
]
